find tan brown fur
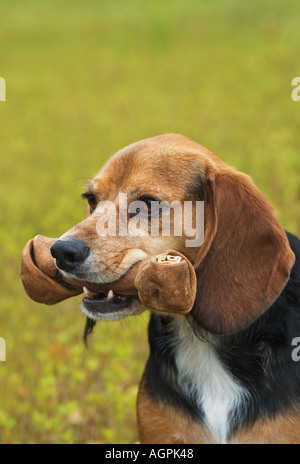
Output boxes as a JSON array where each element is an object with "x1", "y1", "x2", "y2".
[
  {"x1": 137, "y1": 377, "x2": 213, "y2": 444},
  {"x1": 138, "y1": 386, "x2": 300, "y2": 444}
]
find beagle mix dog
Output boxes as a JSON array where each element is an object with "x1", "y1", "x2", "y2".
[{"x1": 51, "y1": 134, "x2": 300, "y2": 444}]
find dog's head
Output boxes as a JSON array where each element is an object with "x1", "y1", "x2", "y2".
[{"x1": 50, "y1": 134, "x2": 295, "y2": 334}]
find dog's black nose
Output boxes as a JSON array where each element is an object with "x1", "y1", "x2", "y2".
[{"x1": 50, "y1": 239, "x2": 90, "y2": 272}]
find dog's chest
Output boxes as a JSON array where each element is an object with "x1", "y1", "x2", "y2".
[{"x1": 173, "y1": 321, "x2": 247, "y2": 444}]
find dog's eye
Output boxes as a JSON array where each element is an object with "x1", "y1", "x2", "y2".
[
  {"x1": 140, "y1": 196, "x2": 157, "y2": 213},
  {"x1": 82, "y1": 193, "x2": 97, "y2": 214},
  {"x1": 130, "y1": 196, "x2": 159, "y2": 218}
]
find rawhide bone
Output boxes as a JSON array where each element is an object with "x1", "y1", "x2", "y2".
[
  {"x1": 20, "y1": 236, "x2": 81, "y2": 305},
  {"x1": 20, "y1": 235, "x2": 197, "y2": 314}
]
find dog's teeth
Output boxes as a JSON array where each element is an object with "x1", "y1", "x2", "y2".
[
  {"x1": 107, "y1": 290, "x2": 114, "y2": 299},
  {"x1": 83, "y1": 286, "x2": 89, "y2": 296}
]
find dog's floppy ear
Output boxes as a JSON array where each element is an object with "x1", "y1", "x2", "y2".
[{"x1": 192, "y1": 169, "x2": 295, "y2": 334}]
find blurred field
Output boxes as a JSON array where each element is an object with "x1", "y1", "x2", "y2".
[{"x1": 0, "y1": 0, "x2": 300, "y2": 444}]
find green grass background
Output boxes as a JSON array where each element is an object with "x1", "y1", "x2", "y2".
[{"x1": 0, "y1": 0, "x2": 300, "y2": 444}]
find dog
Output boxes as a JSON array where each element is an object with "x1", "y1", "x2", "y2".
[{"x1": 49, "y1": 134, "x2": 300, "y2": 444}]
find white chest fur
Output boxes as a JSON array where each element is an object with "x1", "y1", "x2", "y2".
[{"x1": 172, "y1": 318, "x2": 248, "y2": 444}]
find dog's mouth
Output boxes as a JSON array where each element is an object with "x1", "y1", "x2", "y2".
[{"x1": 81, "y1": 287, "x2": 139, "y2": 319}]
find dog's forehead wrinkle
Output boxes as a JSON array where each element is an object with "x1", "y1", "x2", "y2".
[
  {"x1": 92, "y1": 150, "x2": 137, "y2": 199},
  {"x1": 92, "y1": 146, "x2": 212, "y2": 204}
]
